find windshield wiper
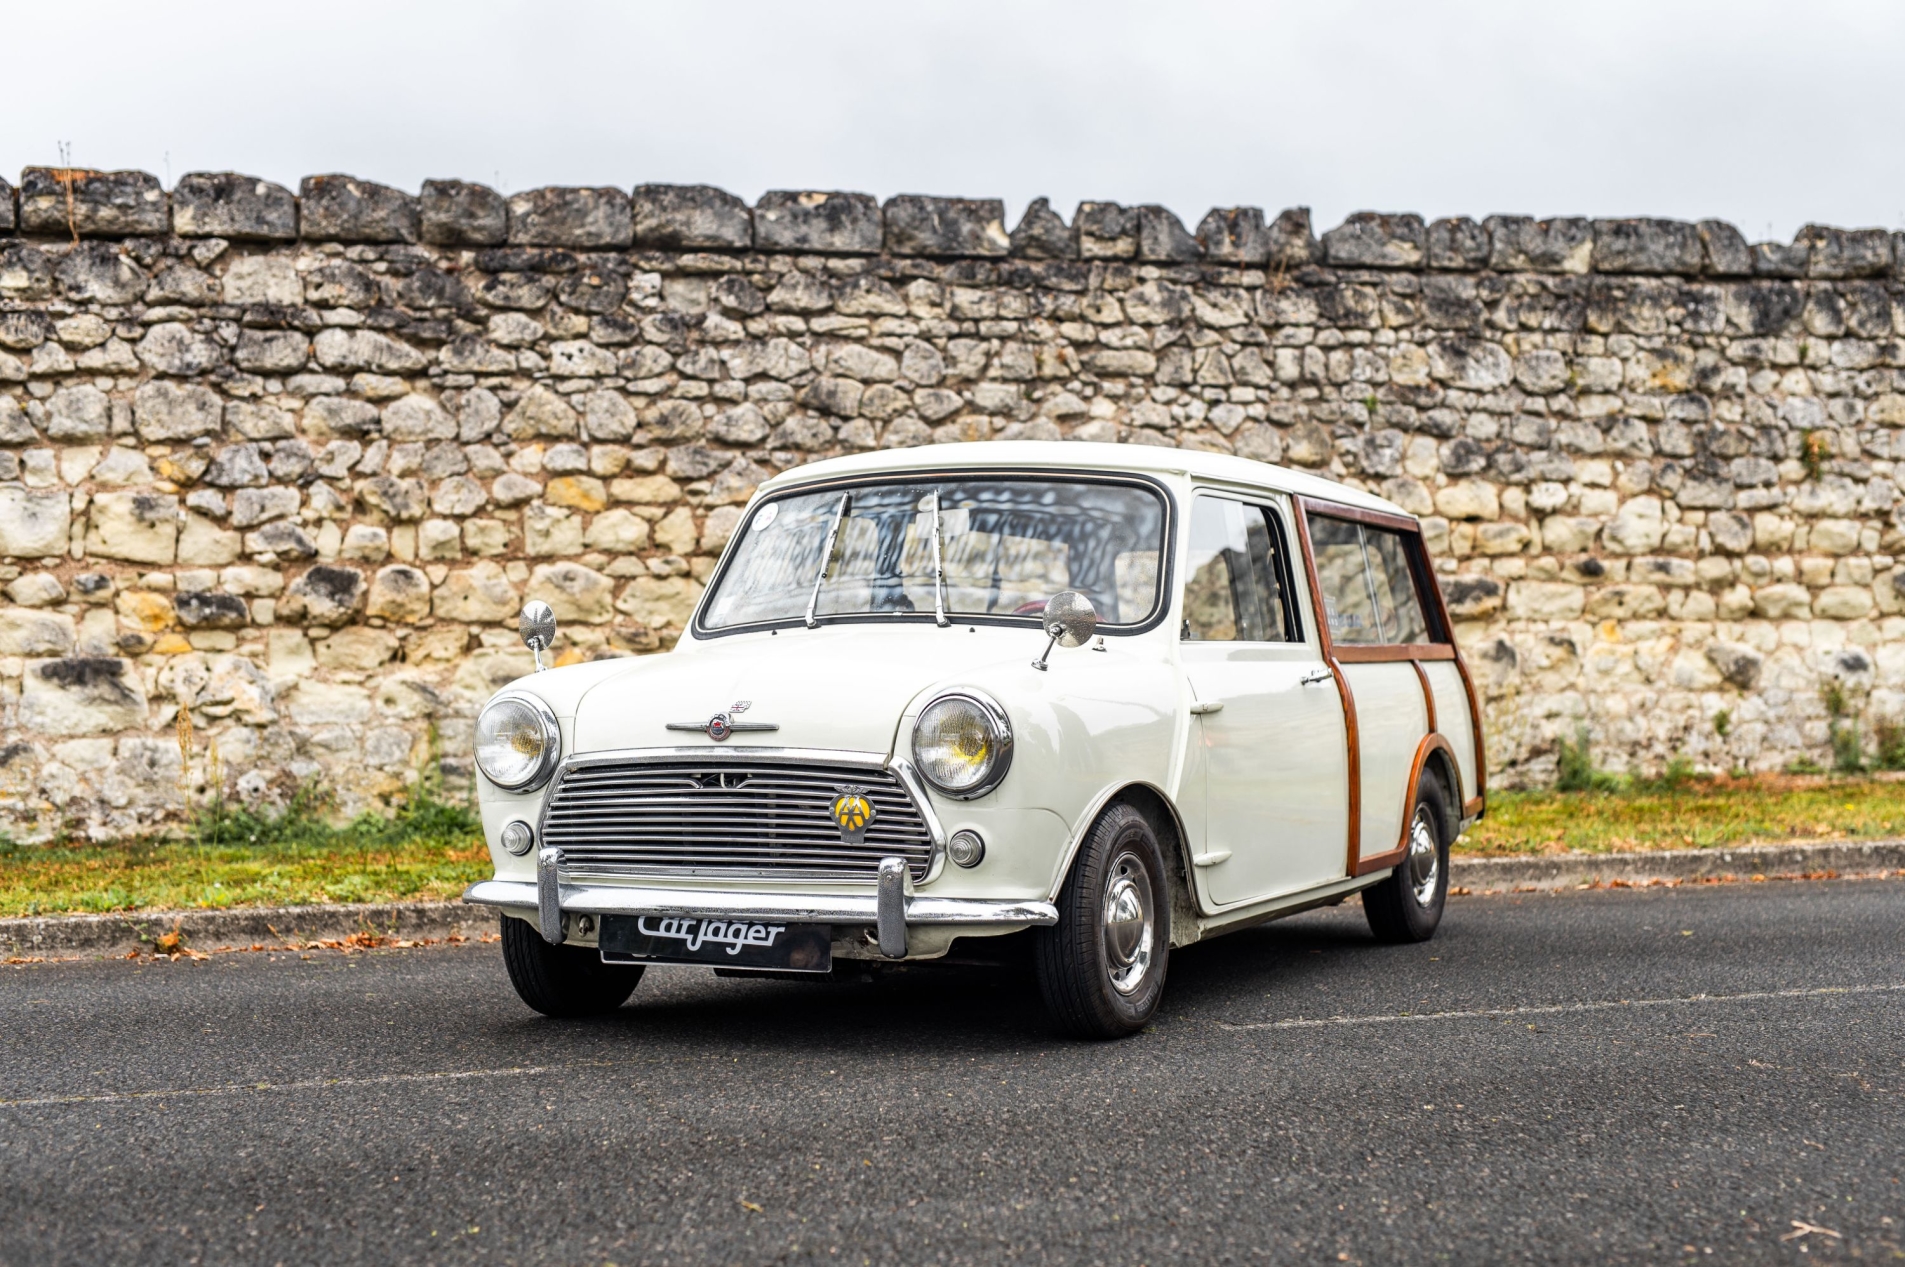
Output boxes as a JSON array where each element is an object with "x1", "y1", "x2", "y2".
[
  {"x1": 930, "y1": 491, "x2": 950, "y2": 627},
  {"x1": 804, "y1": 492, "x2": 851, "y2": 629}
]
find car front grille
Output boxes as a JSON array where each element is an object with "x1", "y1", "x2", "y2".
[{"x1": 539, "y1": 758, "x2": 935, "y2": 882}]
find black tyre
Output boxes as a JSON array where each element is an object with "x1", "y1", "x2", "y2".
[
  {"x1": 1034, "y1": 802, "x2": 1171, "y2": 1039},
  {"x1": 1364, "y1": 771, "x2": 1451, "y2": 943},
  {"x1": 500, "y1": 915, "x2": 643, "y2": 1017}
]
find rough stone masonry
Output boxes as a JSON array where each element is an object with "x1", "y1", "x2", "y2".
[{"x1": 0, "y1": 167, "x2": 1902, "y2": 839}]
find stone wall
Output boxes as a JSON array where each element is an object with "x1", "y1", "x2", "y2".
[{"x1": 2, "y1": 166, "x2": 1903, "y2": 839}]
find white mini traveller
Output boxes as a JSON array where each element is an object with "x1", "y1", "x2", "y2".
[{"x1": 465, "y1": 441, "x2": 1486, "y2": 1038}]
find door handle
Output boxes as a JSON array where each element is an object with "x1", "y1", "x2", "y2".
[
  {"x1": 1188, "y1": 700, "x2": 1224, "y2": 715},
  {"x1": 1299, "y1": 668, "x2": 1333, "y2": 686}
]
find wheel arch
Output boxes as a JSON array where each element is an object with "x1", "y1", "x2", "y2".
[{"x1": 1051, "y1": 780, "x2": 1202, "y2": 947}]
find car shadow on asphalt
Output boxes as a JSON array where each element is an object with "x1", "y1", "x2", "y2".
[{"x1": 490, "y1": 902, "x2": 1404, "y2": 1050}]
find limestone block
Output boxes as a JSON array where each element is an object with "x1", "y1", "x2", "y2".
[
  {"x1": 1514, "y1": 349, "x2": 1568, "y2": 394},
  {"x1": 177, "y1": 514, "x2": 241, "y2": 566},
  {"x1": 1815, "y1": 585, "x2": 1875, "y2": 619},
  {"x1": 1009, "y1": 198, "x2": 1076, "y2": 259},
  {"x1": 1809, "y1": 518, "x2": 1862, "y2": 555},
  {"x1": 382, "y1": 394, "x2": 455, "y2": 441},
  {"x1": 1590, "y1": 219, "x2": 1702, "y2": 274},
  {"x1": 231, "y1": 487, "x2": 299, "y2": 527},
  {"x1": 1321, "y1": 212, "x2": 1426, "y2": 268},
  {"x1": 1505, "y1": 582, "x2": 1585, "y2": 620},
  {"x1": 173, "y1": 591, "x2": 249, "y2": 629},
  {"x1": 1485, "y1": 216, "x2": 1593, "y2": 273},
  {"x1": 172, "y1": 173, "x2": 297, "y2": 240},
  {"x1": 1798, "y1": 225, "x2": 1893, "y2": 279},
  {"x1": 1698, "y1": 220, "x2": 1752, "y2": 276},
  {"x1": 418, "y1": 519, "x2": 460, "y2": 560},
  {"x1": 420, "y1": 179, "x2": 507, "y2": 247},
  {"x1": 524, "y1": 503, "x2": 584, "y2": 555},
  {"x1": 755, "y1": 191, "x2": 881, "y2": 254},
  {"x1": 86, "y1": 491, "x2": 177, "y2": 564},
  {"x1": 55, "y1": 242, "x2": 147, "y2": 304},
  {"x1": 299, "y1": 175, "x2": 419, "y2": 243},
  {"x1": 1603, "y1": 497, "x2": 1666, "y2": 554},
  {"x1": 1427, "y1": 338, "x2": 1511, "y2": 390},
  {"x1": 615, "y1": 575, "x2": 703, "y2": 629},
  {"x1": 882, "y1": 196, "x2": 1009, "y2": 258},
  {"x1": 631, "y1": 184, "x2": 752, "y2": 250},
  {"x1": 365, "y1": 564, "x2": 431, "y2": 622},
  {"x1": 245, "y1": 521, "x2": 317, "y2": 559},
  {"x1": 356, "y1": 476, "x2": 427, "y2": 522},
  {"x1": 503, "y1": 386, "x2": 579, "y2": 440},
  {"x1": 544, "y1": 476, "x2": 607, "y2": 512},
  {"x1": 1074, "y1": 203, "x2": 1137, "y2": 259},
  {"x1": 21, "y1": 656, "x2": 147, "y2": 735},
  {"x1": 1705, "y1": 641, "x2": 1763, "y2": 689},
  {"x1": 1136, "y1": 206, "x2": 1200, "y2": 263},
  {"x1": 305, "y1": 262, "x2": 378, "y2": 309},
  {"x1": 18, "y1": 169, "x2": 167, "y2": 236},
  {"x1": 1195, "y1": 208, "x2": 1269, "y2": 265},
  {"x1": 6, "y1": 573, "x2": 65, "y2": 606},
  {"x1": 0, "y1": 608, "x2": 76, "y2": 655},
  {"x1": 463, "y1": 518, "x2": 511, "y2": 555},
  {"x1": 0, "y1": 175, "x2": 12, "y2": 233},
  {"x1": 507, "y1": 187, "x2": 633, "y2": 248},
  {"x1": 1435, "y1": 480, "x2": 1500, "y2": 521},
  {"x1": 313, "y1": 328, "x2": 427, "y2": 374},
  {"x1": 1752, "y1": 583, "x2": 1812, "y2": 619},
  {"x1": 1439, "y1": 575, "x2": 1504, "y2": 618},
  {"x1": 434, "y1": 560, "x2": 519, "y2": 623},
  {"x1": 1427, "y1": 217, "x2": 1489, "y2": 270},
  {"x1": 582, "y1": 509, "x2": 649, "y2": 554},
  {"x1": 206, "y1": 443, "x2": 269, "y2": 488},
  {"x1": 430, "y1": 476, "x2": 488, "y2": 517},
  {"x1": 281, "y1": 565, "x2": 366, "y2": 625},
  {"x1": 549, "y1": 341, "x2": 616, "y2": 376},
  {"x1": 136, "y1": 323, "x2": 225, "y2": 376},
  {"x1": 527, "y1": 562, "x2": 615, "y2": 623},
  {"x1": 1586, "y1": 584, "x2": 1665, "y2": 619},
  {"x1": 46, "y1": 385, "x2": 110, "y2": 442}
]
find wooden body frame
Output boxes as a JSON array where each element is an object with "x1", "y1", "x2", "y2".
[{"x1": 1291, "y1": 496, "x2": 1488, "y2": 878}]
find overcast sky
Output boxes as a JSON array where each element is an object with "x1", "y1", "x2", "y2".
[{"x1": 8, "y1": 1, "x2": 1903, "y2": 245}]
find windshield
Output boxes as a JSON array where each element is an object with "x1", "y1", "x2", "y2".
[{"x1": 699, "y1": 477, "x2": 1168, "y2": 631}]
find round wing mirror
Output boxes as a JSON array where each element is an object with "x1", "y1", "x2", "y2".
[
  {"x1": 519, "y1": 601, "x2": 557, "y2": 670},
  {"x1": 1043, "y1": 590, "x2": 1098, "y2": 648},
  {"x1": 1032, "y1": 590, "x2": 1098, "y2": 671}
]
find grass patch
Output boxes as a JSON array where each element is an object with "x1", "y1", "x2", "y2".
[
  {"x1": 1459, "y1": 772, "x2": 1905, "y2": 856},
  {"x1": 0, "y1": 783, "x2": 487, "y2": 919}
]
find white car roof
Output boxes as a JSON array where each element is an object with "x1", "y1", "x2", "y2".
[{"x1": 755, "y1": 441, "x2": 1411, "y2": 518}]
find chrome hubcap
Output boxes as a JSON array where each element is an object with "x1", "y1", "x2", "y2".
[
  {"x1": 1407, "y1": 806, "x2": 1440, "y2": 905},
  {"x1": 1102, "y1": 850, "x2": 1155, "y2": 996}
]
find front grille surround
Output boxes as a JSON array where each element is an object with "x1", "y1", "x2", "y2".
[{"x1": 537, "y1": 750, "x2": 941, "y2": 884}]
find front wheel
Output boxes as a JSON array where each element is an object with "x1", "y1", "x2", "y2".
[
  {"x1": 1034, "y1": 802, "x2": 1171, "y2": 1039},
  {"x1": 500, "y1": 915, "x2": 643, "y2": 1017},
  {"x1": 1363, "y1": 771, "x2": 1451, "y2": 943}
]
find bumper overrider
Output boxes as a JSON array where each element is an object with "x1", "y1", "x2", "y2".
[{"x1": 464, "y1": 855, "x2": 1057, "y2": 960}]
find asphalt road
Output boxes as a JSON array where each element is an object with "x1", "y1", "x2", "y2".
[{"x1": 2, "y1": 881, "x2": 1901, "y2": 1266}]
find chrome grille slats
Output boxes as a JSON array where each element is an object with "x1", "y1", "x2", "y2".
[{"x1": 540, "y1": 758, "x2": 934, "y2": 882}]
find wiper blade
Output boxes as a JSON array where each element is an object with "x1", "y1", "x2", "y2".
[
  {"x1": 804, "y1": 492, "x2": 851, "y2": 629},
  {"x1": 930, "y1": 490, "x2": 950, "y2": 627}
]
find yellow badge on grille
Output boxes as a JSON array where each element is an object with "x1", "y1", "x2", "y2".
[{"x1": 830, "y1": 787, "x2": 875, "y2": 846}]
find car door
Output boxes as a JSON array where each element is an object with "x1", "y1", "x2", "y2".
[
  {"x1": 1299, "y1": 505, "x2": 1446, "y2": 872},
  {"x1": 1178, "y1": 493, "x2": 1351, "y2": 907}
]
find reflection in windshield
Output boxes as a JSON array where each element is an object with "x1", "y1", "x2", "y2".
[{"x1": 700, "y1": 478, "x2": 1166, "y2": 630}]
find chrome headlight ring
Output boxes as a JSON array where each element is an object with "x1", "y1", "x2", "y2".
[
  {"x1": 474, "y1": 693, "x2": 562, "y2": 793},
  {"x1": 911, "y1": 690, "x2": 1014, "y2": 800}
]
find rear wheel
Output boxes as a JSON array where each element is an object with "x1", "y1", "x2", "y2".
[
  {"x1": 500, "y1": 915, "x2": 643, "y2": 1017},
  {"x1": 1034, "y1": 803, "x2": 1171, "y2": 1039},
  {"x1": 1363, "y1": 772, "x2": 1451, "y2": 943}
]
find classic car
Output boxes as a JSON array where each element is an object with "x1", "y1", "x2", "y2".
[{"x1": 464, "y1": 441, "x2": 1485, "y2": 1038}]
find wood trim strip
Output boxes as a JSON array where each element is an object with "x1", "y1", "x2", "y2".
[
  {"x1": 1415, "y1": 551, "x2": 1489, "y2": 807},
  {"x1": 1332, "y1": 643, "x2": 1457, "y2": 663},
  {"x1": 1463, "y1": 796, "x2": 1485, "y2": 818},
  {"x1": 1410, "y1": 659, "x2": 1436, "y2": 734},
  {"x1": 1356, "y1": 734, "x2": 1461, "y2": 878},
  {"x1": 1298, "y1": 499, "x2": 1423, "y2": 534},
  {"x1": 1291, "y1": 502, "x2": 1360, "y2": 876}
]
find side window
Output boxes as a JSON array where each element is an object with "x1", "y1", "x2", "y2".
[
  {"x1": 1181, "y1": 496, "x2": 1295, "y2": 642},
  {"x1": 1308, "y1": 514, "x2": 1438, "y2": 646},
  {"x1": 1308, "y1": 516, "x2": 1382, "y2": 644}
]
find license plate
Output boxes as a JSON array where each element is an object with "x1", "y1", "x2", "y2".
[{"x1": 598, "y1": 915, "x2": 833, "y2": 973}]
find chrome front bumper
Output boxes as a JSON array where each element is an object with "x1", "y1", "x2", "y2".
[{"x1": 463, "y1": 871, "x2": 1057, "y2": 961}]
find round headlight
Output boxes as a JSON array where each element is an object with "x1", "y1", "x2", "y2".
[
  {"x1": 912, "y1": 693, "x2": 1013, "y2": 799},
  {"x1": 475, "y1": 696, "x2": 560, "y2": 792}
]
